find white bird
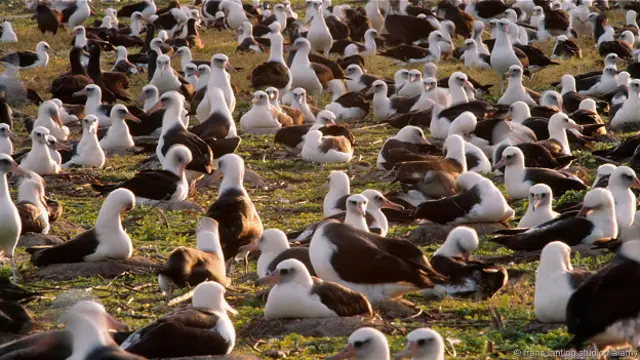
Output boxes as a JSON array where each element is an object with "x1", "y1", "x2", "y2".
[
  {"x1": 63, "y1": 115, "x2": 106, "y2": 169},
  {"x1": 0, "y1": 21, "x2": 17, "y2": 42},
  {"x1": 518, "y1": 184, "x2": 559, "y2": 228},
  {"x1": 534, "y1": 241, "x2": 592, "y2": 323},
  {"x1": 21, "y1": 127, "x2": 60, "y2": 175},
  {"x1": 33, "y1": 100, "x2": 70, "y2": 142},
  {"x1": 394, "y1": 328, "x2": 445, "y2": 360},
  {"x1": 0, "y1": 154, "x2": 30, "y2": 280},
  {"x1": 498, "y1": 65, "x2": 537, "y2": 106},
  {"x1": 306, "y1": 2, "x2": 333, "y2": 56},
  {"x1": 301, "y1": 129, "x2": 353, "y2": 163},
  {"x1": 0, "y1": 124, "x2": 13, "y2": 155},
  {"x1": 100, "y1": 104, "x2": 138, "y2": 150},
  {"x1": 240, "y1": 91, "x2": 283, "y2": 134}
]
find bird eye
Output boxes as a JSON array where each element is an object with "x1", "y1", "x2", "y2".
[
  {"x1": 417, "y1": 339, "x2": 427, "y2": 346},
  {"x1": 350, "y1": 200, "x2": 357, "y2": 205},
  {"x1": 280, "y1": 268, "x2": 289, "y2": 275},
  {"x1": 354, "y1": 341, "x2": 364, "y2": 348}
]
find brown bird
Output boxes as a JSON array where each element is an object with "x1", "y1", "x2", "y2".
[{"x1": 33, "y1": 3, "x2": 63, "y2": 35}]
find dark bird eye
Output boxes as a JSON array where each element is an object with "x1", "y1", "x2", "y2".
[
  {"x1": 280, "y1": 268, "x2": 289, "y2": 275},
  {"x1": 564, "y1": 118, "x2": 569, "y2": 122},
  {"x1": 350, "y1": 200, "x2": 357, "y2": 205},
  {"x1": 417, "y1": 339, "x2": 427, "y2": 346},
  {"x1": 354, "y1": 341, "x2": 364, "y2": 348}
]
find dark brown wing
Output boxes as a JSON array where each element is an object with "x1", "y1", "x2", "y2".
[
  {"x1": 311, "y1": 63, "x2": 334, "y2": 88},
  {"x1": 319, "y1": 136, "x2": 352, "y2": 154},
  {"x1": 123, "y1": 308, "x2": 231, "y2": 359},
  {"x1": 28, "y1": 229, "x2": 100, "y2": 266},
  {"x1": 567, "y1": 260, "x2": 640, "y2": 348},
  {"x1": 568, "y1": 268, "x2": 594, "y2": 289},
  {"x1": 17, "y1": 202, "x2": 46, "y2": 234},
  {"x1": 310, "y1": 278, "x2": 372, "y2": 316},
  {"x1": 413, "y1": 185, "x2": 482, "y2": 224},
  {"x1": 251, "y1": 62, "x2": 290, "y2": 89},
  {"x1": 274, "y1": 124, "x2": 313, "y2": 148},
  {"x1": 267, "y1": 248, "x2": 315, "y2": 276},
  {"x1": 319, "y1": 125, "x2": 355, "y2": 146},
  {"x1": 161, "y1": 127, "x2": 214, "y2": 174},
  {"x1": 321, "y1": 221, "x2": 436, "y2": 288},
  {"x1": 206, "y1": 188, "x2": 262, "y2": 260}
]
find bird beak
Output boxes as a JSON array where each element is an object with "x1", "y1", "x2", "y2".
[
  {"x1": 364, "y1": 87, "x2": 375, "y2": 96},
  {"x1": 326, "y1": 344, "x2": 356, "y2": 359},
  {"x1": 463, "y1": 80, "x2": 477, "y2": 95},
  {"x1": 73, "y1": 88, "x2": 88, "y2": 97},
  {"x1": 209, "y1": 168, "x2": 223, "y2": 183},
  {"x1": 532, "y1": 194, "x2": 542, "y2": 211},
  {"x1": 305, "y1": 16, "x2": 313, "y2": 26},
  {"x1": 52, "y1": 111, "x2": 62, "y2": 125},
  {"x1": 393, "y1": 341, "x2": 418, "y2": 359},
  {"x1": 238, "y1": 241, "x2": 260, "y2": 256},
  {"x1": 380, "y1": 198, "x2": 404, "y2": 210},
  {"x1": 6, "y1": 128, "x2": 15, "y2": 139},
  {"x1": 569, "y1": 122, "x2": 584, "y2": 131},
  {"x1": 8, "y1": 161, "x2": 31, "y2": 177},
  {"x1": 357, "y1": 202, "x2": 367, "y2": 216},
  {"x1": 225, "y1": 62, "x2": 237, "y2": 72},
  {"x1": 633, "y1": 177, "x2": 640, "y2": 189},
  {"x1": 256, "y1": 271, "x2": 281, "y2": 286},
  {"x1": 136, "y1": 93, "x2": 146, "y2": 104},
  {"x1": 577, "y1": 205, "x2": 592, "y2": 217},
  {"x1": 49, "y1": 48, "x2": 58, "y2": 55},
  {"x1": 103, "y1": 313, "x2": 128, "y2": 331},
  {"x1": 161, "y1": 63, "x2": 167, "y2": 73},
  {"x1": 124, "y1": 112, "x2": 141, "y2": 123},
  {"x1": 419, "y1": 136, "x2": 429, "y2": 145},
  {"x1": 55, "y1": 142, "x2": 72, "y2": 151},
  {"x1": 491, "y1": 158, "x2": 507, "y2": 172},
  {"x1": 148, "y1": 100, "x2": 164, "y2": 113}
]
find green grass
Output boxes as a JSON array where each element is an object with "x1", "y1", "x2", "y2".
[{"x1": 0, "y1": 1, "x2": 637, "y2": 359}]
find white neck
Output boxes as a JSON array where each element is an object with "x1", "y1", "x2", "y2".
[
  {"x1": 0, "y1": 173, "x2": 9, "y2": 206},
  {"x1": 292, "y1": 45, "x2": 311, "y2": 66},
  {"x1": 449, "y1": 84, "x2": 468, "y2": 105},
  {"x1": 561, "y1": 79, "x2": 576, "y2": 94},
  {"x1": 68, "y1": 320, "x2": 109, "y2": 360},
  {"x1": 588, "y1": 207, "x2": 618, "y2": 240},
  {"x1": 268, "y1": 33, "x2": 286, "y2": 64},
  {"x1": 86, "y1": 94, "x2": 101, "y2": 112},
  {"x1": 161, "y1": 104, "x2": 186, "y2": 136},
  {"x1": 549, "y1": 127, "x2": 570, "y2": 155},
  {"x1": 445, "y1": 146, "x2": 467, "y2": 172},
  {"x1": 219, "y1": 169, "x2": 246, "y2": 198},
  {"x1": 344, "y1": 210, "x2": 369, "y2": 232}
]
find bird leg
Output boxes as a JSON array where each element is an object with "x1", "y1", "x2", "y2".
[
  {"x1": 164, "y1": 284, "x2": 174, "y2": 304},
  {"x1": 244, "y1": 252, "x2": 250, "y2": 274},
  {"x1": 225, "y1": 258, "x2": 235, "y2": 274},
  {"x1": 9, "y1": 257, "x2": 21, "y2": 283}
]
